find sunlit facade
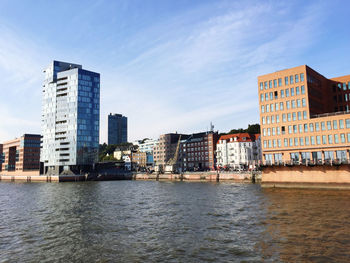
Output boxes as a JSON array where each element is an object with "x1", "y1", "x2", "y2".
[{"x1": 40, "y1": 61, "x2": 100, "y2": 175}]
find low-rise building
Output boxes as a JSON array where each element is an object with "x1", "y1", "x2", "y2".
[
  {"x1": 0, "y1": 144, "x2": 3, "y2": 172},
  {"x1": 216, "y1": 133, "x2": 261, "y2": 170},
  {"x1": 1, "y1": 134, "x2": 41, "y2": 173}
]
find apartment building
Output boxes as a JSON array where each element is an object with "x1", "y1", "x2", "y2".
[
  {"x1": 1, "y1": 134, "x2": 41, "y2": 172},
  {"x1": 153, "y1": 133, "x2": 187, "y2": 166},
  {"x1": 41, "y1": 61, "x2": 100, "y2": 175},
  {"x1": 258, "y1": 65, "x2": 350, "y2": 164},
  {"x1": 178, "y1": 132, "x2": 219, "y2": 171},
  {"x1": 216, "y1": 133, "x2": 261, "y2": 169}
]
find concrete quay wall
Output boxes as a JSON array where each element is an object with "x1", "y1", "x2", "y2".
[
  {"x1": 134, "y1": 172, "x2": 254, "y2": 182},
  {"x1": 262, "y1": 165, "x2": 350, "y2": 189}
]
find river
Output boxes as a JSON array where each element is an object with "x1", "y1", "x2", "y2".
[{"x1": 0, "y1": 181, "x2": 349, "y2": 262}]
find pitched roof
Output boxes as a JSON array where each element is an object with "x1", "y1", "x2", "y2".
[{"x1": 217, "y1": 133, "x2": 260, "y2": 144}]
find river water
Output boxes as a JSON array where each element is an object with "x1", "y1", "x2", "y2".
[{"x1": 0, "y1": 181, "x2": 349, "y2": 262}]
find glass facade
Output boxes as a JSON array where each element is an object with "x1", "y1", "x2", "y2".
[{"x1": 40, "y1": 61, "x2": 100, "y2": 170}]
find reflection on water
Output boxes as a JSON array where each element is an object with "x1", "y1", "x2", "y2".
[{"x1": 0, "y1": 181, "x2": 349, "y2": 262}]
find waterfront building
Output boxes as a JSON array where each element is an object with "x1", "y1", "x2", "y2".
[
  {"x1": 132, "y1": 138, "x2": 159, "y2": 153},
  {"x1": 178, "y1": 131, "x2": 220, "y2": 171},
  {"x1": 0, "y1": 144, "x2": 3, "y2": 172},
  {"x1": 108, "y1": 113, "x2": 127, "y2": 145},
  {"x1": 153, "y1": 133, "x2": 188, "y2": 166},
  {"x1": 1, "y1": 134, "x2": 41, "y2": 174},
  {"x1": 216, "y1": 133, "x2": 261, "y2": 170},
  {"x1": 258, "y1": 65, "x2": 350, "y2": 164},
  {"x1": 40, "y1": 61, "x2": 100, "y2": 175},
  {"x1": 131, "y1": 151, "x2": 147, "y2": 170}
]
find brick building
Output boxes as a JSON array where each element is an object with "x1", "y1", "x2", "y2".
[
  {"x1": 1, "y1": 134, "x2": 41, "y2": 172},
  {"x1": 258, "y1": 65, "x2": 350, "y2": 164}
]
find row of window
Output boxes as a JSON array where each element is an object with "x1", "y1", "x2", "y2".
[
  {"x1": 261, "y1": 98, "x2": 307, "y2": 113},
  {"x1": 260, "y1": 73, "x2": 305, "y2": 90},
  {"x1": 263, "y1": 119, "x2": 350, "y2": 136},
  {"x1": 263, "y1": 133, "x2": 350, "y2": 148},
  {"x1": 260, "y1": 86, "x2": 305, "y2": 102},
  {"x1": 333, "y1": 82, "x2": 350, "y2": 92},
  {"x1": 262, "y1": 111, "x2": 308, "y2": 124}
]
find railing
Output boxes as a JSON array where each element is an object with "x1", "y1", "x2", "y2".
[
  {"x1": 311, "y1": 110, "x2": 350, "y2": 118},
  {"x1": 261, "y1": 159, "x2": 349, "y2": 167}
]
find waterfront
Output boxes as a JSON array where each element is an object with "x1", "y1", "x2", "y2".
[{"x1": 0, "y1": 182, "x2": 350, "y2": 262}]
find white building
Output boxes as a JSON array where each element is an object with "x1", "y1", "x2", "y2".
[
  {"x1": 216, "y1": 133, "x2": 261, "y2": 169},
  {"x1": 132, "y1": 139, "x2": 159, "y2": 153},
  {"x1": 40, "y1": 61, "x2": 100, "y2": 175}
]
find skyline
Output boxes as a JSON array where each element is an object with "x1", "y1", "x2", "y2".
[{"x1": 0, "y1": 0, "x2": 350, "y2": 143}]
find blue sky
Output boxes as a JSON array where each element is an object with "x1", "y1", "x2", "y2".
[{"x1": 0, "y1": 0, "x2": 349, "y2": 143}]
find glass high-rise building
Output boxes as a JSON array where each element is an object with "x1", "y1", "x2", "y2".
[
  {"x1": 40, "y1": 61, "x2": 100, "y2": 175},
  {"x1": 108, "y1": 113, "x2": 128, "y2": 145}
]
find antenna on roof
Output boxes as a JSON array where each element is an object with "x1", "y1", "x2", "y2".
[{"x1": 210, "y1": 122, "x2": 214, "y2": 132}]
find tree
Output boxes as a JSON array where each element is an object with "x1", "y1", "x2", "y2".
[{"x1": 224, "y1": 123, "x2": 260, "y2": 135}]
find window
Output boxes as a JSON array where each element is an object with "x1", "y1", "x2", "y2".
[
  {"x1": 288, "y1": 126, "x2": 292, "y2": 134},
  {"x1": 311, "y1": 136, "x2": 315, "y2": 145},
  {"x1": 274, "y1": 91, "x2": 278, "y2": 99},
  {"x1": 280, "y1": 102, "x2": 284, "y2": 110},
  {"x1": 348, "y1": 133, "x2": 350, "y2": 142},
  {"x1": 299, "y1": 124, "x2": 303, "y2": 133},
  {"x1": 301, "y1": 85, "x2": 305, "y2": 94},
  {"x1": 286, "y1": 89, "x2": 289, "y2": 97},
  {"x1": 315, "y1": 122, "x2": 320, "y2": 131},
  {"x1": 267, "y1": 128, "x2": 271, "y2": 136},
  {"x1": 286, "y1": 101, "x2": 290, "y2": 109},
  {"x1": 284, "y1": 138, "x2": 288, "y2": 147},
  {"x1": 292, "y1": 112, "x2": 296, "y2": 121},
  {"x1": 265, "y1": 93, "x2": 269, "y2": 101},
  {"x1": 277, "y1": 127, "x2": 281, "y2": 135},
  {"x1": 298, "y1": 111, "x2": 302, "y2": 120},
  {"x1": 273, "y1": 79, "x2": 277, "y2": 88},
  {"x1": 300, "y1": 137, "x2": 304, "y2": 146},
  {"x1": 276, "y1": 115, "x2": 280, "y2": 123},
  {"x1": 264, "y1": 81, "x2": 268, "y2": 90},
  {"x1": 304, "y1": 124, "x2": 308, "y2": 132},
  {"x1": 267, "y1": 116, "x2": 270, "y2": 124},
  {"x1": 305, "y1": 136, "x2": 310, "y2": 145},
  {"x1": 294, "y1": 138, "x2": 298, "y2": 146},
  {"x1": 334, "y1": 134, "x2": 339, "y2": 144},
  {"x1": 261, "y1": 105, "x2": 264, "y2": 113},
  {"x1": 269, "y1": 80, "x2": 272, "y2": 89},
  {"x1": 333, "y1": 120, "x2": 338, "y2": 129},
  {"x1": 281, "y1": 90, "x2": 285, "y2": 98},
  {"x1": 296, "y1": 86, "x2": 300, "y2": 95},
  {"x1": 292, "y1": 100, "x2": 296, "y2": 108},
  {"x1": 297, "y1": 99, "x2": 301, "y2": 107},
  {"x1": 309, "y1": 123, "x2": 314, "y2": 132},
  {"x1": 282, "y1": 126, "x2": 285, "y2": 134},
  {"x1": 322, "y1": 135, "x2": 326, "y2": 144},
  {"x1": 260, "y1": 82, "x2": 263, "y2": 90},
  {"x1": 262, "y1": 117, "x2": 265, "y2": 124},
  {"x1": 271, "y1": 116, "x2": 275, "y2": 123},
  {"x1": 278, "y1": 139, "x2": 281, "y2": 147},
  {"x1": 268, "y1": 140, "x2": 272, "y2": 148},
  {"x1": 291, "y1": 87, "x2": 295, "y2": 96},
  {"x1": 270, "y1": 92, "x2": 273, "y2": 100},
  {"x1": 302, "y1": 98, "x2": 306, "y2": 107},
  {"x1": 321, "y1": 122, "x2": 326, "y2": 131},
  {"x1": 328, "y1": 135, "x2": 333, "y2": 144},
  {"x1": 293, "y1": 125, "x2": 297, "y2": 133},
  {"x1": 260, "y1": 94, "x2": 264, "y2": 102},
  {"x1": 289, "y1": 138, "x2": 293, "y2": 146},
  {"x1": 278, "y1": 78, "x2": 282, "y2": 87},
  {"x1": 341, "y1": 133, "x2": 346, "y2": 143},
  {"x1": 272, "y1": 127, "x2": 276, "y2": 135},
  {"x1": 327, "y1": 121, "x2": 332, "y2": 130},
  {"x1": 303, "y1": 111, "x2": 307, "y2": 119},
  {"x1": 300, "y1": 73, "x2": 305, "y2": 82},
  {"x1": 287, "y1": 113, "x2": 291, "y2": 121},
  {"x1": 275, "y1": 103, "x2": 279, "y2": 111},
  {"x1": 346, "y1": 119, "x2": 350, "y2": 128},
  {"x1": 271, "y1": 104, "x2": 274, "y2": 112},
  {"x1": 285, "y1": 76, "x2": 289, "y2": 85},
  {"x1": 316, "y1": 136, "x2": 321, "y2": 145},
  {"x1": 282, "y1": 114, "x2": 286, "y2": 122},
  {"x1": 273, "y1": 139, "x2": 277, "y2": 148},
  {"x1": 340, "y1": 119, "x2": 344, "y2": 129},
  {"x1": 295, "y1": 74, "x2": 299, "y2": 83}
]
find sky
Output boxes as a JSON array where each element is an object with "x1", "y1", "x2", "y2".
[{"x1": 0, "y1": 0, "x2": 349, "y2": 143}]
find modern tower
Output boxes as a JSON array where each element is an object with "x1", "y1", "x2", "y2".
[
  {"x1": 40, "y1": 61, "x2": 100, "y2": 175},
  {"x1": 108, "y1": 113, "x2": 128, "y2": 145}
]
